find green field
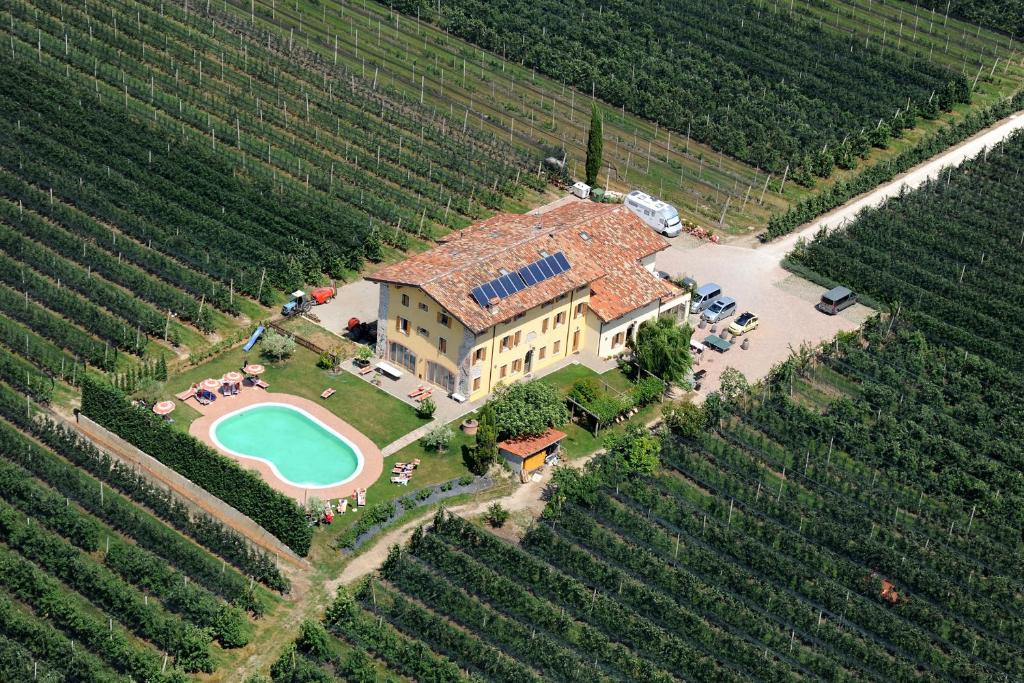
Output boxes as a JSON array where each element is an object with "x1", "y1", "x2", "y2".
[
  {"x1": 0, "y1": 367, "x2": 290, "y2": 679},
  {"x1": 0, "y1": 0, "x2": 537, "y2": 403},
  {"x1": 233, "y1": 0, "x2": 1021, "y2": 234}
]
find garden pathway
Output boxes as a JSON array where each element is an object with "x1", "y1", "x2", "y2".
[{"x1": 332, "y1": 450, "x2": 597, "y2": 588}]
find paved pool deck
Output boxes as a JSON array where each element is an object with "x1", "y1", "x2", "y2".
[{"x1": 187, "y1": 389, "x2": 383, "y2": 504}]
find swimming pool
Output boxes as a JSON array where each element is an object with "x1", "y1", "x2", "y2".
[{"x1": 210, "y1": 403, "x2": 363, "y2": 488}]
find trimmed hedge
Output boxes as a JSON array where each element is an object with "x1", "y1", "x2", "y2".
[{"x1": 81, "y1": 376, "x2": 311, "y2": 556}]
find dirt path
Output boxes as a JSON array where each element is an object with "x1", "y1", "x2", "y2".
[
  {"x1": 755, "y1": 109, "x2": 1024, "y2": 257},
  {"x1": 332, "y1": 454, "x2": 597, "y2": 589}
]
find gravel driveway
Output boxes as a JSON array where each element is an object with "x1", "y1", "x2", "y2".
[
  {"x1": 656, "y1": 238, "x2": 871, "y2": 398},
  {"x1": 653, "y1": 110, "x2": 1024, "y2": 399},
  {"x1": 314, "y1": 279, "x2": 380, "y2": 338}
]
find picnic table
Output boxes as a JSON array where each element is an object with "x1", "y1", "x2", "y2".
[{"x1": 704, "y1": 334, "x2": 733, "y2": 353}]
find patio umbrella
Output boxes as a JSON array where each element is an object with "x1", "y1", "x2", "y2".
[
  {"x1": 243, "y1": 364, "x2": 265, "y2": 375},
  {"x1": 222, "y1": 371, "x2": 243, "y2": 383},
  {"x1": 152, "y1": 401, "x2": 176, "y2": 415},
  {"x1": 201, "y1": 378, "x2": 222, "y2": 392}
]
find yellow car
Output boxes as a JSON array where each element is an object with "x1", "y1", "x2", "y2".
[{"x1": 728, "y1": 312, "x2": 759, "y2": 336}]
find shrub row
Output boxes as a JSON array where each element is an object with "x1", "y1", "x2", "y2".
[
  {"x1": 761, "y1": 89, "x2": 1024, "y2": 241},
  {"x1": 80, "y1": 376, "x2": 311, "y2": 556}
]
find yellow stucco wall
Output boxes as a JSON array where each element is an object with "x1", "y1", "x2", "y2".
[
  {"x1": 383, "y1": 286, "x2": 465, "y2": 388},
  {"x1": 379, "y1": 284, "x2": 688, "y2": 400},
  {"x1": 379, "y1": 284, "x2": 590, "y2": 401},
  {"x1": 469, "y1": 286, "x2": 589, "y2": 400}
]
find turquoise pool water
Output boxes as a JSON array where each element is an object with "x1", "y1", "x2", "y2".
[{"x1": 211, "y1": 404, "x2": 362, "y2": 488}]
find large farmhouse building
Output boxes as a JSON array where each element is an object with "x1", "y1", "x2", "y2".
[{"x1": 366, "y1": 202, "x2": 690, "y2": 402}]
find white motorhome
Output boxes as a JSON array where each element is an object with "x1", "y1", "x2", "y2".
[{"x1": 624, "y1": 190, "x2": 682, "y2": 237}]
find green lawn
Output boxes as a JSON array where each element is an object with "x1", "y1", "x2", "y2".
[
  {"x1": 308, "y1": 415, "x2": 477, "y2": 574},
  {"x1": 536, "y1": 363, "x2": 662, "y2": 460},
  {"x1": 164, "y1": 345, "x2": 425, "y2": 448},
  {"x1": 538, "y1": 363, "x2": 598, "y2": 393},
  {"x1": 540, "y1": 362, "x2": 635, "y2": 396},
  {"x1": 162, "y1": 343, "x2": 475, "y2": 575}
]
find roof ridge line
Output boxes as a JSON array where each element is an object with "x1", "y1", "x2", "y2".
[{"x1": 417, "y1": 204, "x2": 610, "y2": 287}]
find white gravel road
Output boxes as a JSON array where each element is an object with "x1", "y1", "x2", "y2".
[{"x1": 658, "y1": 109, "x2": 1024, "y2": 396}]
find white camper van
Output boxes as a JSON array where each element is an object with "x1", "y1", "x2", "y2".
[{"x1": 624, "y1": 190, "x2": 682, "y2": 237}]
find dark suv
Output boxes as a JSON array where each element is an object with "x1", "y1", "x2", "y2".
[{"x1": 816, "y1": 286, "x2": 857, "y2": 315}]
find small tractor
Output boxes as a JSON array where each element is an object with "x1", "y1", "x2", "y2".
[{"x1": 281, "y1": 287, "x2": 335, "y2": 317}]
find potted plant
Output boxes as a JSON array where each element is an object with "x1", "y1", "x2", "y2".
[{"x1": 355, "y1": 345, "x2": 374, "y2": 367}]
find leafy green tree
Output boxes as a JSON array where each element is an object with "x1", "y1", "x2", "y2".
[
  {"x1": 490, "y1": 380, "x2": 568, "y2": 439},
  {"x1": 662, "y1": 401, "x2": 707, "y2": 438},
  {"x1": 173, "y1": 624, "x2": 215, "y2": 673},
  {"x1": 604, "y1": 424, "x2": 661, "y2": 474},
  {"x1": 155, "y1": 354, "x2": 168, "y2": 381},
  {"x1": 356, "y1": 345, "x2": 374, "y2": 364},
  {"x1": 466, "y1": 405, "x2": 499, "y2": 474},
  {"x1": 486, "y1": 502, "x2": 510, "y2": 528},
  {"x1": 324, "y1": 587, "x2": 358, "y2": 627},
  {"x1": 305, "y1": 496, "x2": 325, "y2": 520},
  {"x1": 628, "y1": 317, "x2": 693, "y2": 385},
  {"x1": 416, "y1": 396, "x2": 437, "y2": 419},
  {"x1": 213, "y1": 604, "x2": 251, "y2": 649},
  {"x1": 341, "y1": 649, "x2": 377, "y2": 683},
  {"x1": 363, "y1": 226, "x2": 385, "y2": 262},
  {"x1": 585, "y1": 104, "x2": 603, "y2": 186},
  {"x1": 134, "y1": 377, "x2": 164, "y2": 405},
  {"x1": 812, "y1": 146, "x2": 835, "y2": 178},
  {"x1": 296, "y1": 619, "x2": 332, "y2": 663},
  {"x1": 793, "y1": 154, "x2": 816, "y2": 188},
  {"x1": 270, "y1": 642, "x2": 333, "y2": 682},
  {"x1": 568, "y1": 378, "x2": 600, "y2": 405},
  {"x1": 632, "y1": 376, "x2": 665, "y2": 406},
  {"x1": 421, "y1": 425, "x2": 453, "y2": 452},
  {"x1": 260, "y1": 331, "x2": 296, "y2": 361},
  {"x1": 719, "y1": 366, "x2": 749, "y2": 402}
]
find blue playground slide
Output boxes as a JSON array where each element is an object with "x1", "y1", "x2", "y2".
[{"x1": 243, "y1": 325, "x2": 265, "y2": 352}]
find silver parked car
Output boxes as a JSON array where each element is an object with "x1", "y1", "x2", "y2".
[{"x1": 702, "y1": 296, "x2": 737, "y2": 323}]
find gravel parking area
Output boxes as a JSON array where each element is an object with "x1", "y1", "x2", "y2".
[
  {"x1": 315, "y1": 279, "x2": 380, "y2": 338},
  {"x1": 656, "y1": 239, "x2": 872, "y2": 398}
]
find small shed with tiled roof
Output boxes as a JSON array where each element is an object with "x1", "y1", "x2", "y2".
[{"x1": 498, "y1": 427, "x2": 567, "y2": 476}]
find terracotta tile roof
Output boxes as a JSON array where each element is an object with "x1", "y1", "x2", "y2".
[
  {"x1": 367, "y1": 203, "x2": 674, "y2": 333},
  {"x1": 498, "y1": 428, "x2": 568, "y2": 458},
  {"x1": 588, "y1": 262, "x2": 681, "y2": 323}
]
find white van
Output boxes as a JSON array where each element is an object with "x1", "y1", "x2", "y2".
[
  {"x1": 624, "y1": 190, "x2": 682, "y2": 237},
  {"x1": 689, "y1": 283, "x2": 723, "y2": 314}
]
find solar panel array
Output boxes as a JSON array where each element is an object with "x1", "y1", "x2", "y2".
[{"x1": 471, "y1": 251, "x2": 571, "y2": 308}]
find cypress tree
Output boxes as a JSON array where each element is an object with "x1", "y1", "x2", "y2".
[
  {"x1": 467, "y1": 404, "x2": 498, "y2": 475},
  {"x1": 585, "y1": 104, "x2": 603, "y2": 187}
]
